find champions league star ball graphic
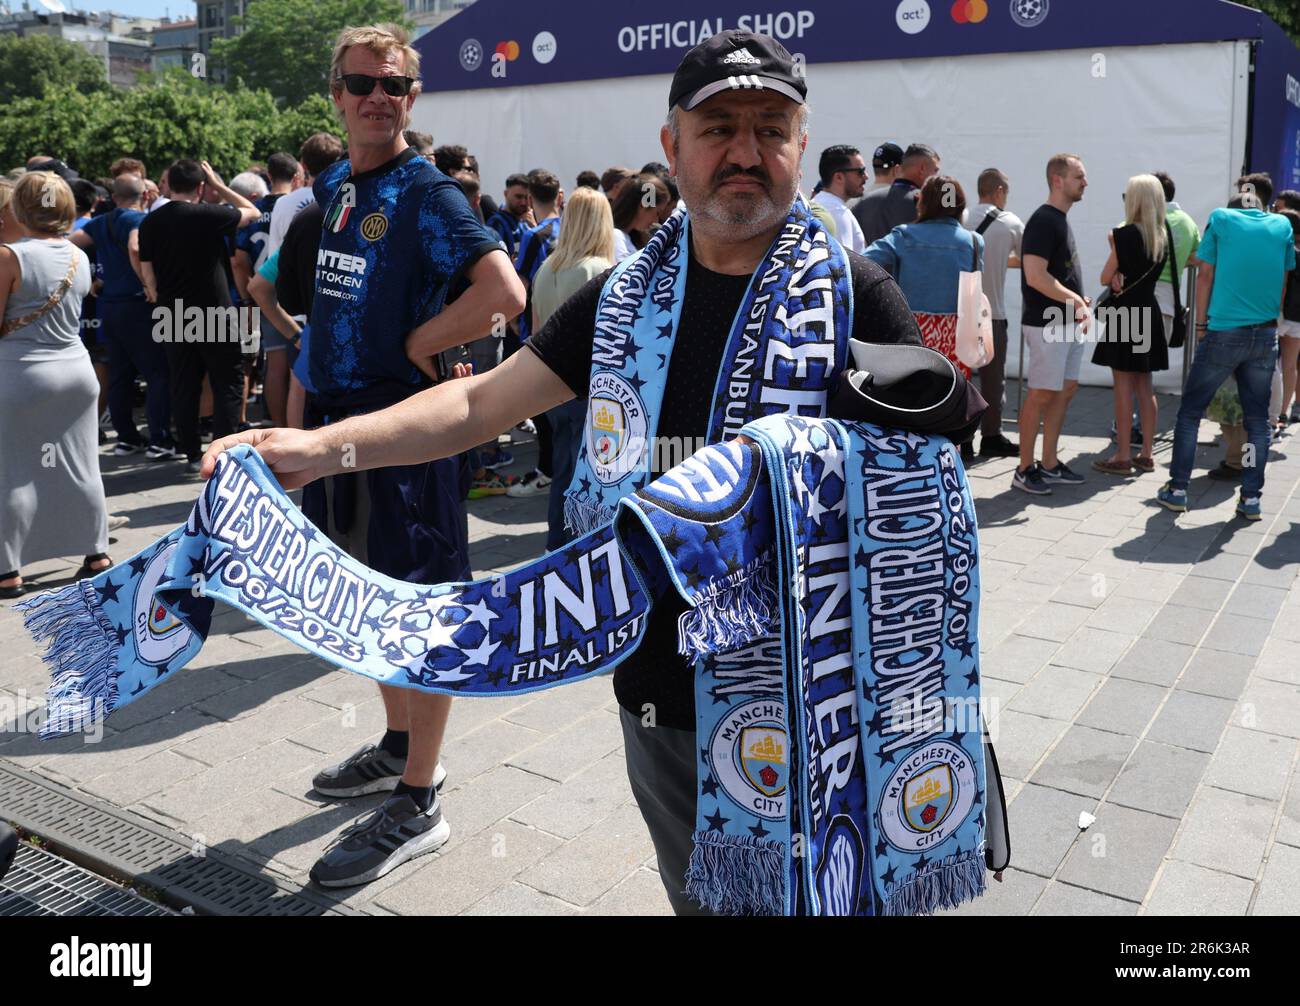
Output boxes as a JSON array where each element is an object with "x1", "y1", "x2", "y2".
[
  {"x1": 1009, "y1": 0, "x2": 1049, "y2": 27},
  {"x1": 376, "y1": 593, "x2": 499, "y2": 683},
  {"x1": 459, "y1": 38, "x2": 484, "y2": 72}
]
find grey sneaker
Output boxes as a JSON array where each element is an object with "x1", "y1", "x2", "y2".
[
  {"x1": 312, "y1": 742, "x2": 447, "y2": 798},
  {"x1": 1039, "y1": 461, "x2": 1085, "y2": 485},
  {"x1": 309, "y1": 793, "x2": 450, "y2": 887}
]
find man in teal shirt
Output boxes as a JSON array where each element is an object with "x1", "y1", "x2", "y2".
[{"x1": 1159, "y1": 174, "x2": 1296, "y2": 520}]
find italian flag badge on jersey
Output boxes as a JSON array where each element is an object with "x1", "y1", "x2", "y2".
[{"x1": 327, "y1": 182, "x2": 356, "y2": 233}]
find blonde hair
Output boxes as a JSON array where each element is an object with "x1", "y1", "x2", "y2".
[
  {"x1": 546, "y1": 186, "x2": 615, "y2": 272},
  {"x1": 12, "y1": 171, "x2": 75, "y2": 234},
  {"x1": 330, "y1": 23, "x2": 421, "y2": 89},
  {"x1": 0, "y1": 178, "x2": 13, "y2": 218},
  {"x1": 1123, "y1": 173, "x2": 1168, "y2": 262}
]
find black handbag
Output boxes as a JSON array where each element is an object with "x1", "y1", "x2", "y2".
[{"x1": 1166, "y1": 220, "x2": 1189, "y2": 348}]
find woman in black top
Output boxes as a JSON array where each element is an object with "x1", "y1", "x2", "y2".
[
  {"x1": 1276, "y1": 209, "x2": 1300, "y2": 429},
  {"x1": 1092, "y1": 174, "x2": 1169, "y2": 474}
]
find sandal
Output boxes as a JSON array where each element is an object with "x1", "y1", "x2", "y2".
[
  {"x1": 1091, "y1": 458, "x2": 1133, "y2": 475},
  {"x1": 74, "y1": 553, "x2": 113, "y2": 580},
  {"x1": 1131, "y1": 456, "x2": 1155, "y2": 473}
]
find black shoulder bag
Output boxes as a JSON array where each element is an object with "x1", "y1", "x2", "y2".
[{"x1": 1166, "y1": 220, "x2": 1188, "y2": 349}]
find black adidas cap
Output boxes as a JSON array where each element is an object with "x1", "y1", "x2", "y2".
[
  {"x1": 872, "y1": 143, "x2": 904, "y2": 170},
  {"x1": 668, "y1": 30, "x2": 807, "y2": 112}
]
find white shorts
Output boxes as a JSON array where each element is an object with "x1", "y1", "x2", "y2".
[
  {"x1": 1277, "y1": 318, "x2": 1300, "y2": 339},
  {"x1": 1023, "y1": 323, "x2": 1086, "y2": 392}
]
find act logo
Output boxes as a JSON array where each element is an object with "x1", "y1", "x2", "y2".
[
  {"x1": 532, "y1": 31, "x2": 557, "y2": 64},
  {"x1": 951, "y1": 0, "x2": 988, "y2": 23},
  {"x1": 1009, "y1": 0, "x2": 1050, "y2": 28},
  {"x1": 895, "y1": 0, "x2": 931, "y2": 34},
  {"x1": 459, "y1": 38, "x2": 483, "y2": 71}
]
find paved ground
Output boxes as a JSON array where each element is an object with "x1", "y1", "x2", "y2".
[{"x1": 2, "y1": 384, "x2": 1299, "y2": 916}]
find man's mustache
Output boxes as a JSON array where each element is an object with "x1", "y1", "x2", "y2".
[{"x1": 714, "y1": 166, "x2": 771, "y2": 188}]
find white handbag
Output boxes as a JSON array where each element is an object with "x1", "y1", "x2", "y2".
[{"x1": 956, "y1": 239, "x2": 994, "y2": 370}]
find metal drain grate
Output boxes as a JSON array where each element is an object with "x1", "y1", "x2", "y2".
[
  {"x1": 0, "y1": 764, "x2": 358, "y2": 916},
  {"x1": 0, "y1": 843, "x2": 171, "y2": 916}
]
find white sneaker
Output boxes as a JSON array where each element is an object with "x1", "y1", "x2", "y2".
[{"x1": 507, "y1": 470, "x2": 552, "y2": 498}]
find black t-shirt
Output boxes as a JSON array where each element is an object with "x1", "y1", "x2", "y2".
[
  {"x1": 527, "y1": 246, "x2": 922, "y2": 729},
  {"x1": 138, "y1": 200, "x2": 242, "y2": 308},
  {"x1": 1284, "y1": 247, "x2": 1300, "y2": 323},
  {"x1": 1020, "y1": 204, "x2": 1083, "y2": 328},
  {"x1": 276, "y1": 202, "x2": 324, "y2": 319}
]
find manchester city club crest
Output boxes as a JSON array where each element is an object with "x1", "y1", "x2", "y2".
[
  {"x1": 709, "y1": 698, "x2": 788, "y2": 821},
  {"x1": 133, "y1": 542, "x2": 194, "y2": 667},
  {"x1": 591, "y1": 397, "x2": 626, "y2": 466},
  {"x1": 586, "y1": 372, "x2": 646, "y2": 485},
  {"x1": 878, "y1": 740, "x2": 977, "y2": 852}
]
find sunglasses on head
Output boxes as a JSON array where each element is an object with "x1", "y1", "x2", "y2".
[{"x1": 335, "y1": 73, "x2": 416, "y2": 97}]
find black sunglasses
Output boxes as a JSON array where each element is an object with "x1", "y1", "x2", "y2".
[
  {"x1": 335, "y1": 73, "x2": 416, "y2": 97},
  {"x1": 842, "y1": 166, "x2": 869, "y2": 176}
]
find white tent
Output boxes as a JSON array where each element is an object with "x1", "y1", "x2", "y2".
[{"x1": 413, "y1": 1, "x2": 1300, "y2": 391}]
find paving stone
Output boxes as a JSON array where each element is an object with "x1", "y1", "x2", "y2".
[
  {"x1": 1143, "y1": 604, "x2": 1212, "y2": 645},
  {"x1": 1111, "y1": 638, "x2": 1193, "y2": 686},
  {"x1": 1050, "y1": 571, "x2": 1117, "y2": 608},
  {"x1": 517, "y1": 803, "x2": 655, "y2": 907},
  {"x1": 286, "y1": 698, "x2": 387, "y2": 755},
  {"x1": 1191, "y1": 551, "x2": 1253, "y2": 582},
  {"x1": 81, "y1": 748, "x2": 207, "y2": 806},
  {"x1": 1032, "y1": 881, "x2": 1138, "y2": 915},
  {"x1": 1224, "y1": 583, "x2": 1290, "y2": 621},
  {"x1": 1013, "y1": 601, "x2": 1094, "y2": 644},
  {"x1": 1086, "y1": 594, "x2": 1161, "y2": 636},
  {"x1": 503, "y1": 676, "x2": 616, "y2": 732},
  {"x1": 1176, "y1": 651, "x2": 1255, "y2": 700},
  {"x1": 511, "y1": 753, "x2": 632, "y2": 839},
  {"x1": 173, "y1": 697, "x2": 332, "y2": 766},
  {"x1": 1202, "y1": 728, "x2": 1296, "y2": 801},
  {"x1": 105, "y1": 667, "x2": 246, "y2": 730},
  {"x1": 984, "y1": 710, "x2": 1068, "y2": 780},
  {"x1": 375, "y1": 819, "x2": 562, "y2": 916},
  {"x1": 1200, "y1": 615, "x2": 1275, "y2": 657},
  {"x1": 1108, "y1": 741, "x2": 1210, "y2": 819},
  {"x1": 942, "y1": 866, "x2": 1046, "y2": 916},
  {"x1": 303, "y1": 671, "x2": 382, "y2": 711},
  {"x1": 1004, "y1": 783, "x2": 1094, "y2": 878},
  {"x1": 247, "y1": 794, "x2": 387, "y2": 874},
  {"x1": 1236, "y1": 680, "x2": 1300, "y2": 738},
  {"x1": 28, "y1": 709, "x2": 215, "y2": 783},
  {"x1": 1255, "y1": 637, "x2": 1300, "y2": 685},
  {"x1": 1166, "y1": 576, "x2": 1233, "y2": 611},
  {"x1": 1007, "y1": 666, "x2": 1102, "y2": 721},
  {"x1": 1031, "y1": 725, "x2": 1135, "y2": 798},
  {"x1": 1056, "y1": 803, "x2": 1178, "y2": 902},
  {"x1": 1018, "y1": 559, "x2": 1087, "y2": 589},
  {"x1": 189, "y1": 786, "x2": 319, "y2": 849},
  {"x1": 145, "y1": 739, "x2": 323, "y2": 822},
  {"x1": 1075, "y1": 678, "x2": 1165, "y2": 736},
  {"x1": 440, "y1": 764, "x2": 557, "y2": 846},
  {"x1": 1145, "y1": 861, "x2": 1254, "y2": 916},
  {"x1": 586, "y1": 867, "x2": 674, "y2": 916},
  {"x1": 1050, "y1": 627, "x2": 1135, "y2": 675},
  {"x1": 463, "y1": 882, "x2": 580, "y2": 916},
  {"x1": 439, "y1": 718, "x2": 545, "y2": 784},
  {"x1": 1173, "y1": 787, "x2": 1275, "y2": 879},
  {"x1": 983, "y1": 634, "x2": 1061, "y2": 685},
  {"x1": 1252, "y1": 843, "x2": 1300, "y2": 915},
  {"x1": 507, "y1": 708, "x2": 625, "y2": 783},
  {"x1": 1146, "y1": 691, "x2": 1234, "y2": 753},
  {"x1": 1279, "y1": 775, "x2": 1300, "y2": 849}
]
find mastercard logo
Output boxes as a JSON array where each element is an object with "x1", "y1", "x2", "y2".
[
  {"x1": 495, "y1": 40, "x2": 520, "y2": 61},
  {"x1": 951, "y1": 0, "x2": 988, "y2": 22}
]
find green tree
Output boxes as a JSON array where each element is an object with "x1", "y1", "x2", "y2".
[
  {"x1": 212, "y1": 0, "x2": 409, "y2": 107},
  {"x1": 1259, "y1": 1, "x2": 1300, "y2": 43},
  {"x1": 0, "y1": 34, "x2": 109, "y2": 104},
  {"x1": 273, "y1": 93, "x2": 345, "y2": 156}
]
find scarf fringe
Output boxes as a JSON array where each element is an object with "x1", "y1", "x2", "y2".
[
  {"x1": 563, "y1": 493, "x2": 615, "y2": 538},
  {"x1": 686, "y1": 830, "x2": 786, "y2": 916},
  {"x1": 676, "y1": 555, "x2": 777, "y2": 660},
  {"x1": 17, "y1": 580, "x2": 120, "y2": 737},
  {"x1": 881, "y1": 848, "x2": 987, "y2": 916}
]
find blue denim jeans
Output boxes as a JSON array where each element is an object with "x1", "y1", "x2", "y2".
[
  {"x1": 102, "y1": 297, "x2": 172, "y2": 448},
  {"x1": 1170, "y1": 325, "x2": 1279, "y2": 497},
  {"x1": 545, "y1": 397, "x2": 587, "y2": 551}
]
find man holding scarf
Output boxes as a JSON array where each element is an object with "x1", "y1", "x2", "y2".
[{"x1": 204, "y1": 31, "x2": 983, "y2": 909}]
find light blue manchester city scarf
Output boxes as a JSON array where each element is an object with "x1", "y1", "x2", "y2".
[{"x1": 20, "y1": 422, "x2": 987, "y2": 916}]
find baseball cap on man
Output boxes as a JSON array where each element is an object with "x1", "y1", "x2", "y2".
[
  {"x1": 668, "y1": 30, "x2": 807, "y2": 111},
  {"x1": 872, "y1": 143, "x2": 904, "y2": 170},
  {"x1": 27, "y1": 157, "x2": 79, "y2": 182}
]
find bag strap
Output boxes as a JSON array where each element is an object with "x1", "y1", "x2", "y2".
[
  {"x1": 1165, "y1": 220, "x2": 1182, "y2": 315},
  {"x1": 0, "y1": 247, "x2": 79, "y2": 338},
  {"x1": 970, "y1": 233, "x2": 979, "y2": 274},
  {"x1": 1111, "y1": 230, "x2": 1168, "y2": 301},
  {"x1": 974, "y1": 207, "x2": 1000, "y2": 236}
]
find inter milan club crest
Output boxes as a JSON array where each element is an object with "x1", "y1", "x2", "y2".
[
  {"x1": 132, "y1": 542, "x2": 193, "y2": 667},
  {"x1": 360, "y1": 212, "x2": 388, "y2": 242},
  {"x1": 326, "y1": 182, "x2": 356, "y2": 233},
  {"x1": 586, "y1": 372, "x2": 646, "y2": 484},
  {"x1": 709, "y1": 697, "x2": 788, "y2": 820},
  {"x1": 877, "y1": 741, "x2": 977, "y2": 852}
]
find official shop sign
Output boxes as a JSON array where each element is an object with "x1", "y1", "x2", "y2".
[{"x1": 615, "y1": 11, "x2": 816, "y2": 53}]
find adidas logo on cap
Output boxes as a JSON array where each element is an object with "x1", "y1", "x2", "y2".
[{"x1": 722, "y1": 48, "x2": 762, "y2": 65}]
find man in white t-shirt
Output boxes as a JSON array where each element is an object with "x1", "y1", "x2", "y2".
[
  {"x1": 967, "y1": 168, "x2": 1024, "y2": 457},
  {"x1": 811, "y1": 144, "x2": 867, "y2": 253},
  {"x1": 266, "y1": 132, "x2": 344, "y2": 256}
]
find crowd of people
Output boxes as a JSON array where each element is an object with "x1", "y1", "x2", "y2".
[{"x1": 2, "y1": 19, "x2": 1298, "y2": 910}]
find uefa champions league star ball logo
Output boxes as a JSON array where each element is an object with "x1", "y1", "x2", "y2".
[
  {"x1": 459, "y1": 38, "x2": 484, "y2": 72},
  {"x1": 376, "y1": 593, "x2": 499, "y2": 681},
  {"x1": 1009, "y1": 0, "x2": 1049, "y2": 27}
]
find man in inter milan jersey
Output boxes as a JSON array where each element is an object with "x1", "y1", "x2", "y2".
[
  {"x1": 206, "y1": 31, "x2": 981, "y2": 908},
  {"x1": 485, "y1": 173, "x2": 531, "y2": 260},
  {"x1": 266, "y1": 23, "x2": 523, "y2": 887}
]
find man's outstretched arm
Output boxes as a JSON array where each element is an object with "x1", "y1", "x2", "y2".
[{"x1": 201, "y1": 346, "x2": 575, "y2": 488}]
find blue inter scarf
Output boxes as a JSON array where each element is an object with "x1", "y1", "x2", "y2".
[
  {"x1": 20, "y1": 420, "x2": 987, "y2": 916},
  {"x1": 563, "y1": 197, "x2": 852, "y2": 537}
]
